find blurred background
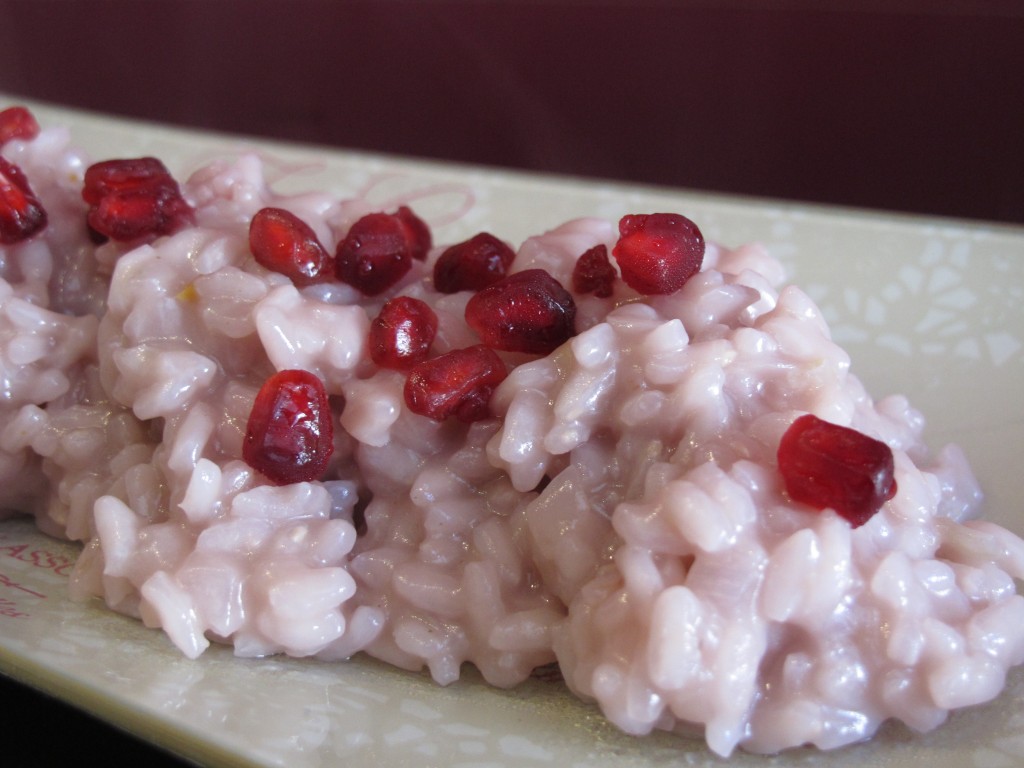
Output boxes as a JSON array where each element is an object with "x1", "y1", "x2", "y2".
[
  {"x1": 1, "y1": 0, "x2": 1022, "y2": 224},
  {"x1": 0, "y1": 1, "x2": 1022, "y2": 766}
]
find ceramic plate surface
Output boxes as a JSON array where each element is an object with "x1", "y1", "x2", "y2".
[{"x1": 1, "y1": 97, "x2": 1023, "y2": 768}]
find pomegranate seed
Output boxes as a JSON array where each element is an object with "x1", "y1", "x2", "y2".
[
  {"x1": 777, "y1": 414, "x2": 897, "y2": 528},
  {"x1": 404, "y1": 345, "x2": 507, "y2": 422},
  {"x1": 335, "y1": 211, "x2": 414, "y2": 296},
  {"x1": 571, "y1": 244, "x2": 617, "y2": 298},
  {"x1": 612, "y1": 213, "x2": 704, "y2": 295},
  {"x1": 395, "y1": 205, "x2": 432, "y2": 261},
  {"x1": 249, "y1": 207, "x2": 331, "y2": 286},
  {"x1": 0, "y1": 157, "x2": 47, "y2": 245},
  {"x1": 83, "y1": 157, "x2": 176, "y2": 204},
  {"x1": 243, "y1": 369, "x2": 334, "y2": 485},
  {"x1": 0, "y1": 106, "x2": 40, "y2": 146},
  {"x1": 465, "y1": 268, "x2": 576, "y2": 355},
  {"x1": 82, "y1": 157, "x2": 194, "y2": 241},
  {"x1": 369, "y1": 296, "x2": 438, "y2": 369},
  {"x1": 87, "y1": 191, "x2": 189, "y2": 242},
  {"x1": 433, "y1": 232, "x2": 515, "y2": 293}
]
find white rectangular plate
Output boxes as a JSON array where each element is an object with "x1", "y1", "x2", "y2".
[{"x1": 2, "y1": 97, "x2": 1023, "y2": 768}]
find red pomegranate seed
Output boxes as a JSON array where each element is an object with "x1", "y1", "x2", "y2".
[
  {"x1": 433, "y1": 232, "x2": 515, "y2": 293},
  {"x1": 369, "y1": 296, "x2": 438, "y2": 369},
  {"x1": 335, "y1": 211, "x2": 414, "y2": 296},
  {"x1": 0, "y1": 156, "x2": 48, "y2": 245},
  {"x1": 0, "y1": 106, "x2": 40, "y2": 146},
  {"x1": 395, "y1": 205, "x2": 432, "y2": 261},
  {"x1": 82, "y1": 157, "x2": 194, "y2": 241},
  {"x1": 571, "y1": 244, "x2": 617, "y2": 298},
  {"x1": 243, "y1": 369, "x2": 334, "y2": 485},
  {"x1": 404, "y1": 345, "x2": 507, "y2": 422},
  {"x1": 465, "y1": 268, "x2": 576, "y2": 355},
  {"x1": 83, "y1": 157, "x2": 177, "y2": 204},
  {"x1": 612, "y1": 213, "x2": 704, "y2": 295},
  {"x1": 249, "y1": 207, "x2": 331, "y2": 286},
  {"x1": 777, "y1": 413, "x2": 897, "y2": 528}
]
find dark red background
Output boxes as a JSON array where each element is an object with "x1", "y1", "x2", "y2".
[
  {"x1": 0, "y1": 2, "x2": 1022, "y2": 767},
  {"x1": 2, "y1": 0, "x2": 1023, "y2": 224}
]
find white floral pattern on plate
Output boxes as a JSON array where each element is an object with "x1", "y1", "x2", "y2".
[{"x1": 0, "y1": 97, "x2": 1022, "y2": 768}]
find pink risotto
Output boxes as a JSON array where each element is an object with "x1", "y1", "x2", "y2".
[{"x1": 1, "y1": 106, "x2": 1022, "y2": 756}]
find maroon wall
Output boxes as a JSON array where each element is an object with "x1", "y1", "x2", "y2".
[{"x1": 1, "y1": 1, "x2": 1022, "y2": 222}]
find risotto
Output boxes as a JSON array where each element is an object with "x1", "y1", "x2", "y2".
[{"x1": 1, "y1": 106, "x2": 1022, "y2": 757}]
